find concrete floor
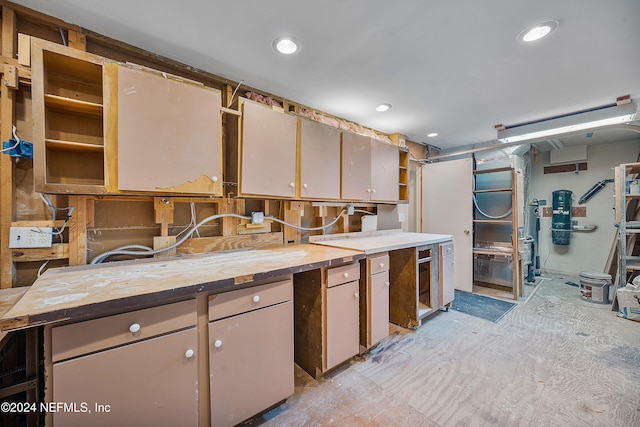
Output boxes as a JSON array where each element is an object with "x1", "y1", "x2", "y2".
[{"x1": 247, "y1": 276, "x2": 640, "y2": 426}]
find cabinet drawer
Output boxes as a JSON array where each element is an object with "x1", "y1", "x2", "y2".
[
  {"x1": 209, "y1": 278, "x2": 292, "y2": 321},
  {"x1": 368, "y1": 253, "x2": 389, "y2": 275},
  {"x1": 51, "y1": 299, "x2": 196, "y2": 363},
  {"x1": 440, "y1": 241, "x2": 454, "y2": 256},
  {"x1": 326, "y1": 263, "x2": 360, "y2": 288}
]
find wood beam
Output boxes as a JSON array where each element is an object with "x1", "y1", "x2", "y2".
[{"x1": 0, "y1": 6, "x2": 16, "y2": 288}]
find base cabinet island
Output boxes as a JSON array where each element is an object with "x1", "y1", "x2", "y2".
[{"x1": 311, "y1": 230, "x2": 454, "y2": 341}]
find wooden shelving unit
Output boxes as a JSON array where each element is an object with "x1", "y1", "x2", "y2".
[
  {"x1": 32, "y1": 39, "x2": 108, "y2": 193},
  {"x1": 472, "y1": 166, "x2": 522, "y2": 300},
  {"x1": 399, "y1": 148, "x2": 409, "y2": 202}
]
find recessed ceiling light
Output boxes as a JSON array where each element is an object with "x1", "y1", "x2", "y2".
[
  {"x1": 427, "y1": 132, "x2": 438, "y2": 138},
  {"x1": 273, "y1": 36, "x2": 300, "y2": 55},
  {"x1": 518, "y1": 20, "x2": 559, "y2": 43},
  {"x1": 376, "y1": 103, "x2": 392, "y2": 112}
]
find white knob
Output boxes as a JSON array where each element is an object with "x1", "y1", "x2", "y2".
[
  {"x1": 252, "y1": 295, "x2": 260, "y2": 303},
  {"x1": 354, "y1": 292, "x2": 359, "y2": 299},
  {"x1": 214, "y1": 339, "x2": 222, "y2": 349},
  {"x1": 290, "y1": 182, "x2": 295, "y2": 188},
  {"x1": 129, "y1": 323, "x2": 140, "y2": 333},
  {"x1": 379, "y1": 263, "x2": 384, "y2": 268},
  {"x1": 385, "y1": 281, "x2": 390, "y2": 287},
  {"x1": 366, "y1": 189, "x2": 371, "y2": 193},
  {"x1": 303, "y1": 183, "x2": 308, "y2": 189},
  {"x1": 372, "y1": 189, "x2": 376, "y2": 193},
  {"x1": 185, "y1": 349, "x2": 194, "y2": 358},
  {"x1": 212, "y1": 176, "x2": 218, "y2": 182},
  {"x1": 343, "y1": 272, "x2": 349, "y2": 278}
]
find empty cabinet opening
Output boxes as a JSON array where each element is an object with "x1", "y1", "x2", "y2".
[{"x1": 417, "y1": 246, "x2": 433, "y2": 314}]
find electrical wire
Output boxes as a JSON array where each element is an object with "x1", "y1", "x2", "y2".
[
  {"x1": 37, "y1": 261, "x2": 50, "y2": 278},
  {"x1": 91, "y1": 213, "x2": 253, "y2": 264},
  {"x1": 91, "y1": 208, "x2": 351, "y2": 264},
  {"x1": 227, "y1": 79, "x2": 244, "y2": 108},
  {"x1": 266, "y1": 209, "x2": 347, "y2": 232},
  {"x1": 0, "y1": 126, "x2": 21, "y2": 153}
]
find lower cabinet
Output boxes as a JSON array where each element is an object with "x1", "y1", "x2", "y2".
[
  {"x1": 361, "y1": 252, "x2": 390, "y2": 349},
  {"x1": 294, "y1": 263, "x2": 360, "y2": 378},
  {"x1": 50, "y1": 300, "x2": 198, "y2": 427},
  {"x1": 209, "y1": 278, "x2": 294, "y2": 427},
  {"x1": 440, "y1": 241, "x2": 455, "y2": 306}
]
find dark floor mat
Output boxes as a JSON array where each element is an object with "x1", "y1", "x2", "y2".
[{"x1": 450, "y1": 290, "x2": 517, "y2": 322}]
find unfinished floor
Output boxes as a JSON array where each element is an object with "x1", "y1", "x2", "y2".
[{"x1": 247, "y1": 276, "x2": 640, "y2": 426}]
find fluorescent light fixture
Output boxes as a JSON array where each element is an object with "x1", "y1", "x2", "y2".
[
  {"x1": 273, "y1": 36, "x2": 300, "y2": 55},
  {"x1": 497, "y1": 102, "x2": 637, "y2": 143},
  {"x1": 375, "y1": 103, "x2": 392, "y2": 112}
]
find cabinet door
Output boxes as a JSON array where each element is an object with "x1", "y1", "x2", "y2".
[
  {"x1": 440, "y1": 243, "x2": 455, "y2": 306},
  {"x1": 325, "y1": 280, "x2": 360, "y2": 370},
  {"x1": 369, "y1": 271, "x2": 390, "y2": 346},
  {"x1": 210, "y1": 301, "x2": 294, "y2": 427},
  {"x1": 370, "y1": 140, "x2": 399, "y2": 202},
  {"x1": 53, "y1": 328, "x2": 197, "y2": 426},
  {"x1": 341, "y1": 132, "x2": 372, "y2": 201},
  {"x1": 299, "y1": 119, "x2": 341, "y2": 199},
  {"x1": 116, "y1": 65, "x2": 222, "y2": 194},
  {"x1": 240, "y1": 99, "x2": 298, "y2": 197}
]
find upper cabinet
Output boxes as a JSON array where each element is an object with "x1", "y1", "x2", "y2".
[
  {"x1": 234, "y1": 98, "x2": 298, "y2": 198},
  {"x1": 113, "y1": 65, "x2": 222, "y2": 195},
  {"x1": 31, "y1": 39, "x2": 223, "y2": 196},
  {"x1": 299, "y1": 119, "x2": 341, "y2": 200},
  {"x1": 32, "y1": 39, "x2": 109, "y2": 194},
  {"x1": 341, "y1": 132, "x2": 399, "y2": 202}
]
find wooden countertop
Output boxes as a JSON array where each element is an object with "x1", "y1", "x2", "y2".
[
  {"x1": 0, "y1": 244, "x2": 364, "y2": 332},
  {"x1": 310, "y1": 230, "x2": 453, "y2": 254}
]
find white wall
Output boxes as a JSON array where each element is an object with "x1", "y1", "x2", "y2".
[{"x1": 529, "y1": 140, "x2": 640, "y2": 277}]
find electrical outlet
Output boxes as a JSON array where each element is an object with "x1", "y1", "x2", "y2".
[
  {"x1": 9, "y1": 227, "x2": 53, "y2": 248},
  {"x1": 251, "y1": 212, "x2": 264, "y2": 225}
]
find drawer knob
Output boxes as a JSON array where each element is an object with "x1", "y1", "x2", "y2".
[
  {"x1": 129, "y1": 323, "x2": 141, "y2": 333},
  {"x1": 385, "y1": 281, "x2": 390, "y2": 287},
  {"x1": 354, "y1": 292, "x2": 359, "y2": 299},
  {"x1": 290, "y1": 182, "x2": 295, "y2": 188},
  {"x1": 303, "y1": 183, "x2": 308, "y2": 189},
  {"x1": 185, "y1": 349, "x2": 194, "y2": 359},
  {"x1": 343, "y1": 272, "x2": 349, "y2": 278},
  {"x1": 252, "y1": 295, "x2": 260, "y2": 303},
  {"x1": 379, "y1": 263, "x2": 384, "y2": 268},
  {"x1": 214, "y1": 339, "x2": 223, "y2": 349},
  {"x1": 212, "y1": 176, "x2": 218, "y2": 182}
]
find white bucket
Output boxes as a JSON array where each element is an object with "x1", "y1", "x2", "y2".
[{"x1": 579, "y1": 272, "x2": 612, "y2": 304}]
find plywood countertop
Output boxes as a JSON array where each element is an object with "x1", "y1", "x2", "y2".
[
  {"x1": 0, "y1": 244, "x2": 364, "y2": 332},
  {"x1": 310, "y1": 230, "x2": 453, "y2": 254}
]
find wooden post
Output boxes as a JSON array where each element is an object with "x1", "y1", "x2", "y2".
[
  {"x1": 154, "y1": 197, "x2": 176, "y2": 257},
  {"x1": 67, "y1": 29, "x2": 86, "y2": 50},
  {"x1": 0, "y1": 6, "x2": 16, "y2": 288},
  {"x1": 68, "y1": 196, "x2": 88, "y2": 265},
  {"x1": 283, "y1": 201, "x2": 303, "y2": 244}
]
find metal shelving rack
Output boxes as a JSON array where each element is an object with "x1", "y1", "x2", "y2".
[
  {"x1": 615, "y1": 162, "x2": 640, "y2": 292},
  {"x1": 472, "y1": 166, "x2": 523, "y2": 300}
]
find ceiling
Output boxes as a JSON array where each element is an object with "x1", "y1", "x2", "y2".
[{"x1": 11, "y1": 0, "x2": 640, "y2": 152}]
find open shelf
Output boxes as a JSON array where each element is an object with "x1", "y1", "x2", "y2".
[
  {"x1": 45, "y1": 139, "x2": 104, "y2": 153},
  {"x1": 474, "y1": 188, "x2": 513, "y2": 193},
  {"x1": 45, "y1": 94, "x2": 103, "y2": 117},
  {"x1": 398, "y1": 148, "x2": 409, "y2": 202}
]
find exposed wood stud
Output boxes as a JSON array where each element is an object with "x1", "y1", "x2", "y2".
[
  {"x1": 17, "y1": 33, "x2": 30, "y2": 66},
  {"x1": 0, "y1": 6, "x2": 17, "y2": 288},
  {"x1": 68, "y1": 196, "x2": 88, "y2": 265}
]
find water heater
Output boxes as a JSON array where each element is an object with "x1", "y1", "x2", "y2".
[{"x1": 552, "y1": 190, "x2": 572, "y2": 245}]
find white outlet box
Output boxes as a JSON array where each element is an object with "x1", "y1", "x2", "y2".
[{"x1": 9, "y1": 227, "x2": 53, "y2": 248}]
